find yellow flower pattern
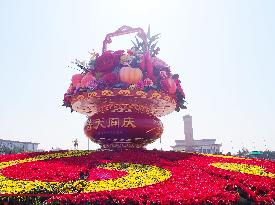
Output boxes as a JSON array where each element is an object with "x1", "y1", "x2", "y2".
[
  {"x1": 211, "y1": 162, "x2": 275, "y2": 178},
  {"x1": 0, "y1": 151, "x2": 171, "y2": 194}
]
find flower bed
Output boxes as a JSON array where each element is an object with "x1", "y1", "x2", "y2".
[{"x1": 0, "y1": 150, "x2": 274, "y2": 204}]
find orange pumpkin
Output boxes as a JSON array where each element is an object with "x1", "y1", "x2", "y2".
[{"x1": 119, "y1": 67, "x2": 143, "y2": 84}]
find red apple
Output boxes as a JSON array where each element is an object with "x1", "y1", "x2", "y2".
[{"x1": 160, "y1": 78, "x2": 177, "y2": 94}]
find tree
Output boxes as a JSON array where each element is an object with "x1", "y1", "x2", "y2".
[
  {"x1": 0, "y1": 145, "x2": 24, "y2": 154},
  {"x1": 237, "y1": 148, "x2": 249, "y2": 157}
]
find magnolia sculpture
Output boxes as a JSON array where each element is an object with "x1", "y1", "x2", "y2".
[{"x1": 63, "y1": 26, "x2": 186, "y2": 149}]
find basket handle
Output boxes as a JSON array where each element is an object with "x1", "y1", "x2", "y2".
[{"x1": 102, "y1": 25, "x2": 148, "y2": 53}]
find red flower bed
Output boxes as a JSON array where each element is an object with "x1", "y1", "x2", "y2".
[
  {"x1": 1, "y1": 154, "x2": 127, "y2": 182},
  {"x1": 0, "y1": 150, "x2": 274, "y2": 204}
]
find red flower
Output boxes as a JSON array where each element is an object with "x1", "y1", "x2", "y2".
[
  {"x1": 113, "y1": 50, "x2": 124, "y2": 62},
  {"x1": 127, "y1": 49, "x2": 133, "y2": 55},
  {"x1": 95, "y1": 50, "x2": 123, "y2": 72},
  {"x1": 101, "y1": 72, "x2": 119, "y2": 86},
  {"x1": 174, "y1": 79, "x2": 180, "y2": 86},
  {"x1": 63, "y1": 94, "x2": 72, "y2": 104}
]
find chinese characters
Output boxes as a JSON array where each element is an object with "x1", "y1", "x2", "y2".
[{"x1": 88, "y1": 117, "x2": 136, "y2": 130}]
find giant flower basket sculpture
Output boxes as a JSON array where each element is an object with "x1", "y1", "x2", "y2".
[
  {"x1": 63, "y1": 26, "x2": 187, "y2": 149},
  {"x1": 0, "y1": 26, "x2": 274, "y2": 205}
]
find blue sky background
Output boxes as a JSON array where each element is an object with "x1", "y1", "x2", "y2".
[{"x1": 0, "y1": 0, "x2": 274, "y2": 153}]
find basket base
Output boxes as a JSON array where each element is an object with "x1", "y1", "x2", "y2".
[{"x1": 84, "y1": 110, "x2": 163, "y2": 149}]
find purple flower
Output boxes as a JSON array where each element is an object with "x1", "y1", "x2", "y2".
[
  {"x1": 136, "y1": 81, "x2": 144, "y2": 90},
  {"x1": 88, "y1": 80, "x2": 98, "y2": 90}
]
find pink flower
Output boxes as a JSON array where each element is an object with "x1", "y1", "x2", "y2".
[
  {"x1": 80, "y1": 73, "x2": 95, "y2": 88},
  {"x1": 143, "y1": 78, "x2": 153, "y2": 87},
  {"x1": 71, "y1": 74, "x2": 84, "y2": 87},
  {"x1": 67, "y1": 84, "x2": 74, "y2": 93}
]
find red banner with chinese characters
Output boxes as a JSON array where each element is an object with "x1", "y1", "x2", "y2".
[{"x1": 84, "y1": 111, "x2": 163, "y2": 149}]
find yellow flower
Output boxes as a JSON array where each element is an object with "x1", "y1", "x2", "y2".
[
  {"x1": 203, "y1": 153, "x2": 246, "y2": 160},
  {"x1": 211, "y1": 162, "x2": 275, "y2": 178},
  {"x1": 120, "y1": 54, "x2": 129, "y2": 64},
  {"x1": 129, "y1": 84, "x2": 136, "y2": 90}
]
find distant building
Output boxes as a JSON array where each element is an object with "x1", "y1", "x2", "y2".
[
  {"x1": 247, "y1": 151, "x2": 264, "y2": 159},
  {"x1": 0, "y1": 139, "x2": 39, "y2": 152},
  {"x1": 51, "y1": 147, "x2": 63, "y2": 151},
  {"x1": 171, "y1": 115, "x2": 221, "y2": 154}
]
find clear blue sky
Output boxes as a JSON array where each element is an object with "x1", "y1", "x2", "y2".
[{"x1": 0, "y1": 0, "x2": 274, "y2": 153}]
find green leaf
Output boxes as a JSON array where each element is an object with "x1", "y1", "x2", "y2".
[
  {"x1": 131, "y1": 40, "x2": 137, "y2": 48},
  {"x1": 135, "y1": 36, "x2": 141, "y2": 47},
  {"x1": 141, "y1": 43, "x2": 146, "y2": 52},
  {"x1": 143, "y1": 86, "x2": 150, "y2": 92},
  {"x1": 147, "y1": 25, "x2": 151, "y2": 39},
  {"x1": 151, "y1": 33, "x2": 161, "y2": 39},
  {"x1": 151, "y1": 41, "x2": 158, "y2": 51},
  {"x1": 148, "y1": 33, "x2": 161, "y2": 45},
  {"x1": 148, "y1": 39, "x2": 159, "y2": 48},
  {"x1": 113, "y1": 66, "x2": 121, "y2": 73}
]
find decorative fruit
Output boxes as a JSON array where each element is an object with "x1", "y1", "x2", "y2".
[
  {"x1": 119, "y1": 67, "x2": 143, "y2": 84},
  {"x1": 139, "y1": 55, "x2": 146, "y2": 71},
  {"x1": 145, "y1": 51, "x2": 153, "y2": 78},
  {"x1": 160, "y1": 78, "x2": 177, "y2": 94}
]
